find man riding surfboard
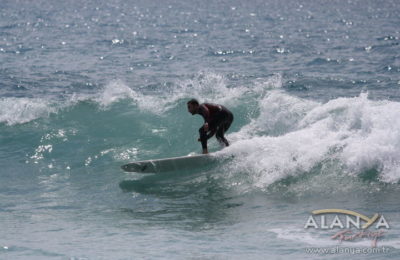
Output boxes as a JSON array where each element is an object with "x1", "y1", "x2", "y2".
[{"x1": 187, "y1": 99, "x2": 234, "y2": 154}]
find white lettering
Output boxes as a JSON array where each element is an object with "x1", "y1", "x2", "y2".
[
  {"x1": 330, "y1": 215, "x2": 344, "y2": 229},
  {"x1": 375, "y1": 215, "x2": 390, "y2": 229},
  {"x1": 321, "y1": 215, "x2": 329, "y2": 229},
  {"x1": 346, "y1": 216, "x2": 360, "y2": 229},
  {"x1": 304, "y1": 215, "x2": 318, "y2": 229}
]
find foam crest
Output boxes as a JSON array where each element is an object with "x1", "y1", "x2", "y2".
[
  {"x1": 0, "y1": 97, "x2": 56, "y2": 125},
  {"x1": 222, "y1": 120, "x2": 340, "y2": 191},
  {"x1": 238, "y1": 90, "x2": 318, "y2": 138},
  {"x1": 136, "y1": 72, "x2": 250, "y2": 114},
  {"x1": 176, "y1": 72, "x2": 249, "y2": 106},
  {"x1": 96, "y1": 72, "x2": 283, "y2": 114},
  {"x1": 339, "y1": 97, "x2": 400, "y2": 183},
  {"x1": 87, "y1": 73, "x2": 249, "y2": 114},
  {"x1": 0, "y1": 72, "x2": 282, "y2": 125},
  {"x1": 172, "y1": 72, "x2": 283, "y2": 113},
  {"x1": 221, "y1": 92, "x2": 400, "y2": 191},
  {"x1": 95, "y1": 80, "x2": 140, "y2": 108}
]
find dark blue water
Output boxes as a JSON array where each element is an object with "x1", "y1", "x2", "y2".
[{"x1": 1, "y1": 0, "x2": 400, "y2": 259}]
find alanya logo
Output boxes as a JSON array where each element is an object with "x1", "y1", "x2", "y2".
[{"x1": 304, "y1": 209, "x2": 390, "y2": 247}]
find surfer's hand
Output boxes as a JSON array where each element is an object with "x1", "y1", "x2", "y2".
[{"x1": 204, "y1": 123, "x2": 209, "y2": 132}]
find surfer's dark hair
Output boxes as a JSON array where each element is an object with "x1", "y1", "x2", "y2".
[{"x1": 187, "y1": 99, "x2": 199, "y2": 106}]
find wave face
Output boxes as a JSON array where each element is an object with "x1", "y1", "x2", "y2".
[{"x1": 2, "y1": 72, "x2": 400, "y2": 192}]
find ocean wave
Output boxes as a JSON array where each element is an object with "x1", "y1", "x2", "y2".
[
  {"x1": 0, "y1": 72, "x2": 282, "y2": 126},
  {"x1": 4, "y1": 73, "x2": 400, "y2": 192},
  {"x1": 0, "y1": 97, "x2": 57, "y2": 126},
  {"x1": 93, "y1": 72, "x2": 282, "y2": 114},
  {"x1": 219, "y1": 92, "x2": 400, "y2": 192}
]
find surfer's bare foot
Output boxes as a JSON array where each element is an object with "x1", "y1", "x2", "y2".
[{"x1": 202, "y1": 149, "x2": 208, "y2": 154}]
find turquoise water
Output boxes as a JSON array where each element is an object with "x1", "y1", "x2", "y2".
[{"x1": 1, "y1": 0, "x2": 400, "y2": 259}]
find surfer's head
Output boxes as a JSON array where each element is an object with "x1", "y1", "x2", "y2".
[{"x1": 187, "y1": 99, "x2": 199, "y2": 115}]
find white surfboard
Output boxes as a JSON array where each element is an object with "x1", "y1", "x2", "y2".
[{"x1": 121, "y1": 153, "x2": 215, "y2": 173}]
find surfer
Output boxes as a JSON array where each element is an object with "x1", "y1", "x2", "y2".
[{"x1": 187, "y1": 99, "x2": 234, "y2": 154}]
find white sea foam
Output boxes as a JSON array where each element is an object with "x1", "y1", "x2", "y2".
[
  {"x1": 94, "y1": 80, "x2": 140, "y2": 108},
  {"x1": 0, "y1": 72, "x2": 280, "y2": 124},
  {"x1": 0, "y1": 97, "x2": 56, "y2": 125},
  {"x1": 0, "y1": 82, "x2": 138, "y2": 125},
  {"x1": 93, "y1": 72, "x2": 282, "y2": 114},
  {"x1": 237, "y1": 89, "x2": 318, "y2": 138},
  {"x1": 220, "y1": 91, "x2": 400, "y2": 189}
]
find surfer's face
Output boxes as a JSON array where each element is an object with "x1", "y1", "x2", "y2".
[{"x1": 187, "y1": 103, "x2": 198, "y2": 115}]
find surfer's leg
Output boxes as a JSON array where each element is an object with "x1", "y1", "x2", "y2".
[
  {"x1": 216, "y1": 123, "x2": 229, "y2": 147},
  {"x1": 198, "y1": 126, "x2": 208, "y2": 150},
  {"x1": 216, "y1": 113, "x2": 233, "y2": 147}
]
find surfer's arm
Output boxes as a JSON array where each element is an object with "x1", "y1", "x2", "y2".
[{"x1": 199, "y1": 105, "x2": 211, "y2": 128}]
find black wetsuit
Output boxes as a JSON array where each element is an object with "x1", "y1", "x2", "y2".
[{"x1": 198, "y1": 103, "x2": 234, "y2": 150}]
